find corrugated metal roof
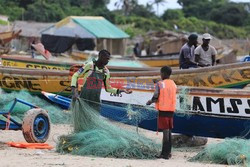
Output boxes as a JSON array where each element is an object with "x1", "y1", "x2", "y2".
[
  {"x1": 72, "y1": 16, "x2": 129, "y2": 39},
  {"x1": 41, "y1": 17, "x2": 95, "y2": 38},
  {"x1": 41, "y1": 16, "x2": 129, "y2": 39},
  {"x1": 13, "y1": 21, "x2": 54, "y2": 37}
]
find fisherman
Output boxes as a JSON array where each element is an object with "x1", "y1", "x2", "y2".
[
  {"x1": 155, "y1": 45, "x2": 163, "y2": 55},
  {"x1": 195, "y1": 33, "x2": 217, "y2": 67},
  {"x1": 179, "y1": 34, "x2": 199, "y2": 69},
  {"x1": 133, "y1": 43, "x2": 141, "y2": 57},
  {"x1": 31, "y1": 40, "x2": 36, "y2": 58},
  {"x1": 146, "y1": 66, "x2": 177, "y2": 159},
  {"x1": 71, "y1": 49, "x2": 132, "y2": 112}
]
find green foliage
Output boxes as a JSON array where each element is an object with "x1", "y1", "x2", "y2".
[
  {"x1": 90, "y1": 0, "x2": 110, "y2": 8},
  {"x1": 0, "y1": 1, "x2": 24, "y2": 21},
  {"x1": 123, "y1": 24, "x2": 145, "y2": 38},
  {"x1": 174, "y1": 17, "x2": 247, "y2": 38},
  {"x1": 0, "y1": 19, "x2": 8, "y2": 25},
  {"x1": 178, "y1": 0, "x2": 249, "y2": 27},
  {"x1": 209, "y1": 3, "x2": 248, "y2": 26},
  {"x1": 0, "y1": 0, "x2": 249, "y2": 39},
  {"x1": 128, "y1": 17, "x2": 164, "y2": 31},
  {"x1": 162, "y1": 9, "x2": 184, "y2": 21},
  {"x1": 24, "y1": 1, "x2": 66, "y2": 22},
  {"x1": 113, "y1": 13, "x2": 249, "y2": 39},
  {"x1": 130, "y1": 4, "x2": 155, "y2": 18}
]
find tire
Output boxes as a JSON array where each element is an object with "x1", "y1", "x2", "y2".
[{"x1": 22, "y1": 108, "x2": 51, "y2": 143}]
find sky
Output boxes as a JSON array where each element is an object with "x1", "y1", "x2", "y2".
[{"x1": 107, "y1": 0, "x2": 250, "y2": 16}]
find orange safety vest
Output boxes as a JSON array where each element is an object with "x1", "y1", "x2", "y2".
[{"x1": 155, "y1": 79, "x2": 177, "y2": 112}]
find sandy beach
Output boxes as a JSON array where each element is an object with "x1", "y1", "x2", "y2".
[{"x1": 0, "y1": 123, "x2": 228, "y2": 167}]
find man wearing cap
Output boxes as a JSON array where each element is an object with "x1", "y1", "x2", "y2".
[
  {"x1": 179, "y1": 34, "x2": 199, "y2": 69},
  {"x1": 195, "y1": 33, "x2": 217, "y2": 67}
]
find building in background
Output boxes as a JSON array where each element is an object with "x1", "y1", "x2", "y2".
[{"x1": 41, "y1": 16, "x2": 129, "y2": 56}]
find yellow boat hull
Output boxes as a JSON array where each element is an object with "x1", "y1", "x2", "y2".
[
  {"x1": 139, "y1": 58, "x2": 179, "y2": 67},
  {"x1": 0, "y1": 67, "x2": 71, "y2": 96},
  {"x1": 0, "y1": 61, "x2": 250, "y2": 96}
]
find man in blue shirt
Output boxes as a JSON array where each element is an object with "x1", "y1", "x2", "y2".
[{"x1": 179, "y1": 34, "x2": 199, "y2": 69}]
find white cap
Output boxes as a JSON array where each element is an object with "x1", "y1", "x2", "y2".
[{"x1": 202, "y1": 33, "x2": 212, "y2": 39}]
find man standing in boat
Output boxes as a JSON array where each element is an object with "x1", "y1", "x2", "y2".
[
  {"x1": 195, "y1": 33, "x2": 217, "y2": 67},
  {"x1": 179, "y1": 34, "x2": 199, "y2": 69},
  {"x1": 71, "y1": 49, "x2": 132, "y2": 112}
]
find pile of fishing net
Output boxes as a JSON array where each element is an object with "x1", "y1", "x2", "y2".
[
  {"x1": 0, "y1": 89, "x2": 70, "y2": 124},
  {"x1": 57, "y1": 98, "x2": 160, "y2": 159},
  {"x1": 190, "y1": 138, "x2": 250, "y2": 166}
]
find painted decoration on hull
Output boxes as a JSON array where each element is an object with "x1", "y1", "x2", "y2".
[
  {"x1": 0, "y1": 73, "x2": 71, "y2": 95},
  {"x1": 2, "y1": 59, "x2": 68, "y2": 71},
  {"x1": 172, "y1": 68, "x2": 250, "y2": 88},
  {"x1": 101, "y1": 89, "x2": 250, "y2": 118}
]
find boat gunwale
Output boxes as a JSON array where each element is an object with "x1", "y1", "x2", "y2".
[{"x1": 1, "y1": 55, "x2": 160, "y2": 71}]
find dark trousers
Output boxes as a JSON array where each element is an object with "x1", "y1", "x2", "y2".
[
  {"x1": 161, "y1": 129, "x2": 172, "y2": 156},
  {"x1": 180, "y1": 64, "x2": 198, "y2": 69}
]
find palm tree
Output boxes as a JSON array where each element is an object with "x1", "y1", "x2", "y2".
[
  {"x1": 115, "y1": 0, "x2": 138, "y2": 16},
  {"x1": 151, "y1": 0, "x2": 167, "y2": 16}
]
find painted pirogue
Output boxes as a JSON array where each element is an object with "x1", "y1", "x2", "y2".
[
  {"x1": 0, "y1": 30, "x2": 22, "y2": 45},
  {"x1": 1, "y1": 55, "x2": 159, "y2": 72},
  {"x1": 42, "y1": 86, "x2": 250, "y2": 139},
  {"x1": 0, "y1": 61, "x2": 249, "y2": 95}
]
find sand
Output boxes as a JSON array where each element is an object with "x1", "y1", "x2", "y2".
[{"x1": 0, "y1": 124, "x2": 228, "y2": 167}]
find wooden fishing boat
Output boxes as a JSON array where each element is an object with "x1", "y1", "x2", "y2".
[
  {"x1": 0, "y1": 61, "x2": 250, "y2": 95},
  {"x1": 0, "y1": 66, "x2": 71, "y2": 96},
  {"x1": 0, "y1": 54, "x2": 159, "y2": 72},
  {"x1": 42, "y1": 86, "x2": 250, "y2": 139},
  {"x1": 72, "y1": 50, "x2": 180, "y2": 67},
  {"x1": 71, "y1": 50, "x2": 234, "y2": 68},
  {"x1": 112, "y1": 61, "x2": 250, "y2": 89},
  {"x1": 135, "y1": 53, "x2": 179, "y2": 67},
  {"x1": 0, "y1": 30, "x2": 22, "y2": 45}
]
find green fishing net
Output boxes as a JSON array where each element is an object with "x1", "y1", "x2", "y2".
[
  {"x1": 176, "y1": 86, "x2": 192, "y2": 117},
  {"x1": 57, "y1": 98, "x2": 160, "y2": 159},
  {"x1": 190, "y1": 138, "x2": 250, "y2": 166},
  {"x1": 0, "y1": 89, "x2": 70, "y2": 124}
]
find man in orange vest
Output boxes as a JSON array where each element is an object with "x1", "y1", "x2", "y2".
[{"x1": 146, "y1": 66, "x2": 177, "y2": 159}]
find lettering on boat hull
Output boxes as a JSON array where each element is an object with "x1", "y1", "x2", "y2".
[
  {"x1": 101, "y1": 89, "x2": 250, "y2": 118},
  {"x1": 2, "y1": 59, "x2": 67, "y2": 70},
  {"x1": 0, "y1": 73, "x2": 71, "y2": 94}
]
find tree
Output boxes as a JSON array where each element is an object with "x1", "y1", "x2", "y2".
[
  {"x1": 24, "y1": 0, "x2": 66, "y2": 22},
  {"x1": 91, "y1": 0, "x2": 110, "y2": 9},
  {"x1": 0, "y1": 0, "x2": 24, "y2": 21},
  {"x1": 177, "y1": 0, "x2": 193, "y2": 7},
  {"x1": 209, "y1": 2, "x2": 248, "y2": 26},
  {"x1": 70, "y1": 0, "x2": 90, "y2": 6},
  {"x1": 162, "y1": 9, "x2": 184, "y2": 21},
  {"x1": 177, "y1": 0, "x2": 235, "y2": 20},
  {"x1": 115, "y1": 0, "x2": 138, "y2": 16},
  {"x1": 151, "y1": 0, "x2": 166, "y2": 16},
  {"x1": 130, "y1": 3, "x2": 155, "y2": 18}
]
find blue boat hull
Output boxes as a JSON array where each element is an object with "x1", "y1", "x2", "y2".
[
  {"x1": 42, "y1": 92, "x2": 250, "y2": 139},
  {"x1": 101, "y1": 101, "x2": 250, "y2": 139}
]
